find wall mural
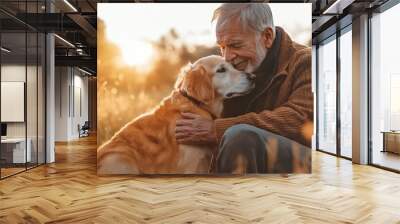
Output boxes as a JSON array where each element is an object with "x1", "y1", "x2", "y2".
[{"x1": 97, "y1": 3, "x2": 313, "y2": 175}]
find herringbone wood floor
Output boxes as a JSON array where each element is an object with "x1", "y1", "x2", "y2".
[{"x1": 0, "y1": 135, "x2": 400, "y2": 224}]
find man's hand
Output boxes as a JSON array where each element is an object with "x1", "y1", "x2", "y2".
[{"x1": 175, "y1": 112, "x2": 218, "y2": 145}]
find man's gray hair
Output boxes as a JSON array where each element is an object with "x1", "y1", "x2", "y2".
[{"x1": 212, "y1": 3, "x2": 275, "y2": 35}]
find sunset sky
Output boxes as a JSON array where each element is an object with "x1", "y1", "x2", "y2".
[{"x1": 98, "y1": 3, "x2": 311, "y2": 68}]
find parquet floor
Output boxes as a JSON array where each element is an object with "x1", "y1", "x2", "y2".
[
  {"x1": 1, "y1": 167, "x2": 26, "y2": 178},
  {"x1": 0, "y1": 135, "x2": 400, "y2": 223},
  {"x1": 373, "y1": 150, "x2": 400, "y2": 171}
]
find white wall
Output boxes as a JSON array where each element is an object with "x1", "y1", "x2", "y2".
[
  {"x1": 55, "y1": 67, "x2": 89, "y2": 141},
  {"x1": 72, "y1": 73, "x2": 89, "y2": 138},
  {"x1": 55, "y1": 66, "x2": 69, "y2": 141}
]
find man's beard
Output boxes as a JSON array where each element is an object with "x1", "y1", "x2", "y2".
[{"x1": 245, "y1": 37, "x2": 268, "y2": 73}]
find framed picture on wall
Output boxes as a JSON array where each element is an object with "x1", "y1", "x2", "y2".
[{"x1": 1, "y1": 81, "x2": 25, "y2": 122}]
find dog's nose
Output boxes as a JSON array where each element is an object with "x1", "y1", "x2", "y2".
[{"x1": 246, "y1": 73, "x2": 256, "y2": 81}]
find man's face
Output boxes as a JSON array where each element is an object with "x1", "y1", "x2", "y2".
[{"x1": 216, "y1": 19, "x2": 268, "y2": 73}]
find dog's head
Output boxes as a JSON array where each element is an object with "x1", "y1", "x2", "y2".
[{"x1": 175, "y1": 55, "x2": 255, "y2": 106}]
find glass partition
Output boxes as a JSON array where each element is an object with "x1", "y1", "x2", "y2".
[
  {"x1": 27, "y1": 31, "x2": 38, "y2": 169},
  {"x1": 38, "y1": 32, "x2": 45, "y2": 165},
  {"x1": 0, "y1": 1, "x2": 46, "y2": 179},
  {"x1": 1, "y1": 30, "x2": 28, "y2": 177}
]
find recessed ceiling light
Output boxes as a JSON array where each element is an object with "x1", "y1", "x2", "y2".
[
  {"x1": 77, "y1": 67, "x2": 93, "y2": 76},
  {"x1": 323, "y1": 0, "x2": 354, "y2": 15},
  {"x1": 1, "y1": 47, "x2": 11, "y2": 53},
  {"x1": 54, "y1": 34, "x2": 75, "y2": 48},
  {"x1": 63, "y1": 0, "x2": 78, "y2": 12}
]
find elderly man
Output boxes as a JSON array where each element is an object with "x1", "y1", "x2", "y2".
[{"x1": 175, "y1": 3, "x2": 313, "y2": 173}]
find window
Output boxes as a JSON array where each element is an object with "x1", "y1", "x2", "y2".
[
  {"x1": 339, "y1": 27, "x2": 352, "y2": 158},
  {"x1": 317, "y1": 35, "x2": 337, "y2": 154},
  {"x1": 370, "y1": 2, "x2": 400, "y2": 171}
]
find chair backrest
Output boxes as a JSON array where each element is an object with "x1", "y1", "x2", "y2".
[{"x1": 82, "y1": 121, "x2": 90, "y2": 129}]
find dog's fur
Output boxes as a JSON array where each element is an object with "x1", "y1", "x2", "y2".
[{"x1": 97, "y1": 55, "x2": 255, "y2": 174}]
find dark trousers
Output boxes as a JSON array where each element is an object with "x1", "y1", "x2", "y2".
[{"x1": 216, "y1": 124, "x2": 311, "y2": 173}]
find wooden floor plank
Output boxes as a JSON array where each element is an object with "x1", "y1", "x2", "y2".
[{"x1": 0, "y1": 135, "x2": 399, "y2": 223}]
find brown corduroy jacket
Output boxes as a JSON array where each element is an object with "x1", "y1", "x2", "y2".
[{"x1": 214, "y1": 28, "x2": 313, "y2": 147}]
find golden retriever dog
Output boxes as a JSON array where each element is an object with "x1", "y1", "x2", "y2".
[{"x1": 97, "y1": 55, "x2": 255, "y2": 174}]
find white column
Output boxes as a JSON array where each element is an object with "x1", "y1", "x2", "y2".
[
  {"x1": 46, "y1": 33, "x2": 55, "y2": 163},
  {"x1": 45, "y1": 1, "x2": 55, "y2": 163},
  {"x1": 352, "y1": 14, "x2": 369, "y2": 164}
]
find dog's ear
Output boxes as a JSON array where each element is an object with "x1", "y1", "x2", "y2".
[
  {"x1": 175, "y1": 63, "x2": 191, "y2": 89},
  {"x1": 178, "y1": 65, "x2": 214, "y2": 106}
]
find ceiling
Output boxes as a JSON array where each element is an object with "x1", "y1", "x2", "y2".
[{"x1": 0, "y1": 0, "x2": 98, "y2": 74}]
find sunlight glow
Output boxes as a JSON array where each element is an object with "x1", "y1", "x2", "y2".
[
  {"x1": 98, "y1": 4, "x2": 218, "y2": 69},
  {"x1": 120, "y1": 41, "x2": 154, "y2": 69}
]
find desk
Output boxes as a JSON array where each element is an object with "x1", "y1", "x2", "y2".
[
  {"x1": 382, "y1": 131, "x2": 400, "y2": 154},
  {"x1": 1, "y1": 138, "x2": 31, "y2": 163}
]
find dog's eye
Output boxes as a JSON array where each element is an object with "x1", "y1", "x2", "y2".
[{"x1": 216, "y1": 67, "x2": 226, "y2": 73}]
